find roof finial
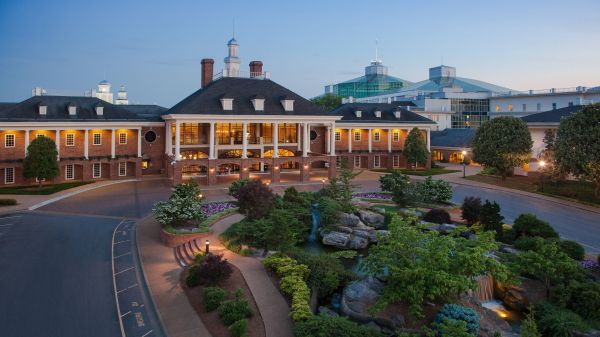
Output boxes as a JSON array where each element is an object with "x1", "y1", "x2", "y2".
[
  {"x1": 375, "y1": 39, "x2": 379, "y2": 63},
  {"x1": 232, "y1": 18, "x2": 235, "y2": 38}
]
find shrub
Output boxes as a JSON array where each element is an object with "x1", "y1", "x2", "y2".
[
  {"x1": 229, "y1": 319, "x2": 248, "y2": 337},
  {"x1": 534, "y1": 302, "x2": 587, "y2": 337},
  {"x1": 434, "y1": 318, "x2": 473, "y2": 337},
  {"x1": 293, "y1": 314, "x2": 384, "y2": 337},
  {"x1": 289, "y1": 250, "x2": 356, "y2": 298},
  {"x1": 480, "y1": 166, "x2": 498, "y2": 176},
  {"x1": 512, "y1": 213, "x2": 559, "y2": 239},
  {"x1": 228, "y1": 179, "x2": 250, "y2": 196},
  {"x1": 263, "y1": 254, "x2": 312, "y2": 321},
  {"x1": 218, "y1": 297, "x2": 253, "y2": 326},
  {"x1": 379, "y1": 171, "x2": 413, "y2": 206},
  {"x1": 186, "y1": 264, "x2": 201, "y2": 288},
  {"x1": 553, "y1": 279, "x2": 600, "y2": 321},
  {"x1": 187, "y1": 253, "x2": 232, "y2": 287},
  {"x1": 418, "y1": 177, "x2": 453, "y2": 203},
  {"x1": 234, "y1": 179, "x2": 276, "y2": 220},
  {"x1": 480, "y1": 200, "x2": 504, "y2": 238},
  {"x1": 202, "y1": 287, "x2": 227, "y2": 312},
  {"x1": 558, "y1": 240, "x2": 585, "y2": 261},
  {"x1": 153, "y1": 181, "x2": 204, "y2": 226},
  {"x1": 423, "y1": 208, "x2": 451, "y2": 224},
  {"x1": 520, "y1": 309, "x2": 541, "y2": 337},
  {"x1": 514, "y1": 237, "x2": 539, "y2": 251},
  {"x1": 434, "y1": 304, "x2": 479, "y2": 336},
  {"x1": 0, "y1": 198, "x2": 17, "y2": 206},
  {"x1": 317, "y1": 196, "x2": 342, "y2": 227},
  {"x1": 461, "y1": 196, "x2": 482, "y2": 225}
]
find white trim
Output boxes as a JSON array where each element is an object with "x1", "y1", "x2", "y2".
[
  {"x1": 336, "y1": 122, "x2": 434, "y2": 128},
  {"x1": 0, "y1": 121, "x2": 164, "y2": 129},
  {"x1": 4, "y1": 167, "x2": 15, "y2": 184},
  {"x1": 65, "y1": 164, "x2": 74, "y2": 180},
  {"x1": 92, "y1": 162, "x2": 101, "y2": 178},
  {"x1": 118, "y1": 162, "x2": 127, "y2": 177},
  {"x1": 353, "y1": 131, "x2": 361, "y2": 142},
  {"x1": 393, "y1": 155, "x2": 400, "y2": 168},
  {"x1": 374, "y1": 155, "x2": 380, "y2": 168},
  {"x1": 118, "y1": 132, "x2": 127, "y2": 145},
  {"x1": 4, "y1": 134, "x2": 15, "y2": 148},
  {"x1": 334, "y1": 130, "x2": 341, "y2": 142},
  {"x1": 93, "y1": 132, "x2": 102, "y2": 146},
  {"x1": 373, "y1": 130, "x2": 381, "y2": 142},
  {"x1": 65, "y1": 133, "x2": 75, "y2": 146},
  {"x1": 161, "y1": 114, "x2": 341, "y2": 122},
  {"x1": 354, "y1": 156, "x2": 361, "y2": 168}
]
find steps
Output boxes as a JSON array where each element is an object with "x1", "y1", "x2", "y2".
[{"x1": 174, "y1": 238, "x2": 205, "y2": 268}]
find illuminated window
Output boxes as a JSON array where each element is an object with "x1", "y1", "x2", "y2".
[
  {"x1": 36, "y1": 134, "x2": 44, "y2": 139},
  {"x1": 4, "y1": 134, "x2": 15, "y2": 148},
  {"x1": 65, "y1": 164, "x2": 74, "y2": 180},
  {"x1": 393, "y1": 131, "x2": 400, "y2": 142},
  {"x1": 118, "y1": 162, "x2": 127, "y2": 177},
  {"x1": 354, "y1": 156, "x2": 361, "y2": 168},
  {"x1": 353, "y1": 131, "x2": 361, "y2": 142},
  {"x1": 4, "y1": 167, "x2": 15, "y2": 184},
  {"x1": 92, "y1": 163, "x2": 101, "y2": 178},
  {"x1": 93, "y1": 133, "x2": 102, "y2": 145},
  {"x1": 393, "y1": 155, "x2": 400, "y2": 168},
  {"x1": 119, "y1": 132, "x2": 127, "y2": 145},
  {"x1": 373, "y1": 131, "x2": 380, "y2": 142},
  {"x1": 374, "y1": 155, "x2": 380, "y2": 168},
  {"x1": 142, "y1": 160, "x2": 149, "y2": 170},
  {"x1": 495, "y1": 105, "x2": 500, "y2": 112},
  {"x1": 66, "y1": 133, "x2": 75, "y2": 146},
  {"x1": 334, "y1": 131, "x2": 341, "y2": 142},
  {"x1": 508, "y1": 104, "x2": 513, "y2": 112}
]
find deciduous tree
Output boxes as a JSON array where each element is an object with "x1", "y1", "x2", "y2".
[
  {"x1": 404, "y1": 127, "x2": 429, "y2": 168},
  {"x1": 23, "y1": 136, "x2": 59, "y2": 186},
  {"x1": 310, "y1": 94, "x2": 342, "y2": 111}
]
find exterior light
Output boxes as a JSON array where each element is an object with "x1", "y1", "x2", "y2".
[
  {"x1": 274, "y1": 166, "x2": 279, "y2": 170},
  {"x1": 461, "y1": 150, "x2": 467, "y2": 156},
  {"x1": 205, "y1": 239, "x2": 210, "y2": 254},
  {"x1": 539, "y1": 160, "x2": 546, "y2": 167},
  {"x1": 303, "y1": 165, "x2": 308, "y2": 169},
  {"x1": 266, "y1": 181, "x2": 270, "y2": 186},
  {"x1": 322, "y1": 178, "x2": 326, "y2": 188},
  {"x1": 243, "y1": 167, "x2": 248, "y2": 171},
  {"x1": 198, "y1": 193, "x2": 203, "y2": 199},
  {"x1": 461, "y1": 150, "x2": 468, "y2": 178},
  {"x1": 209, "y1": 168, "x2": 215, "y2": 172}
]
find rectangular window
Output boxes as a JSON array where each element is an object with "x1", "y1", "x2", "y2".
[
  {"x1": 5, "y1": 134, "x2": 15, "y2": 148},
  {"x1": 373, "y1": 131, "x2": 380, "y2": 142},
  {"x1": 65, "y1": 164, "x2": 74, "y2": 180},
  {"x1": 336, "y1": 156, "x2": 341, "y2": 168},
  {"x1": 568, "y1": 101, "x2": 574, "y2": 107},
  {"x1": 92, "y1": 163, "x2": 101, "y2": 178},
  {"x1": 4, "y1": 167, "x2": 15, "y2": 184},
  {"x1": 354, "y1": 156, "x2": 361, "y2": 168},
  {"x1": 119, "y1": 132, "x2": 127, "y2": 145},
  {"x1": 334, "y1": 131, "x2": 341, "y2": 142},
  {"x1": 495, "y1": 105, "x2": 500, "y2": 112},
  {"x1": 142, "y1": 160, "x2": 149, "y2": 170},
  {"x1": 552, "y1": 103, "x2": 557, "y2": 110},
  {"x1": 66, "y1": 133, "x2": 75, "y2": 146},
  {"x1": 536, "y1": 103, "x2": 541, "y2": 112},
  {"x1": 508, "y1": 104, "x2": 513, "y2": 112},
  {"x1": 393, "y1": 155, "x2": 400, "y2": 168},
  {"x1": 118, "y1": 162, "x2": 127, "y2": 177},
  {"x1": 93, "y1": 133, "x2": 102, "y2": 145},
  {"x1": 393, "y1": 131, "x2": 400, "y2": 142},
  {"x1": 522, "y1": 104, "x2": 526, "y2": 112},
  {"x1": 354, "y1": 131, "x2": 361, "y2": 142},
  {"x1": 374, "y1": 155, "x2": 380, "y2": 168}
]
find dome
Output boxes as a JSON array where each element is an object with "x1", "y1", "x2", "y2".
[
  {"x1": 227, "y1": 37, "x2": 238, "y2": 45},
  {"x1": 99, "y1": 80, "x2": 110, "y2": 85}
]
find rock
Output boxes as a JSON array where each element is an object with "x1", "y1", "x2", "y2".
[
  {"x1": 497, "y1": 277, "x2": 547, "y2": 312},
  {"x1": 352, "y1": 229, "x2": 372, "y2": 239},
  {"x1": 365, "y1": 321, "x2": 381, "y2": 332},
  {"x1": 371, "y1": 207, "x2": 386, "y2": 215},
  {"x1": 322, "y1": 231, "x2": 351, "y2": 249},
  {"x1": 439, "y1": 223, "x2": 457, "y2": 233},
  {"x1": 336, "y1": 226, "x2": 354, "y2": 234},
  {"x1": 352, "y1": 199, "x2": 372, "y2": 209},
  {"x1": 390, "y1": 314, "x2": 405, "y2": 328},
  {"x1": 499, "y1": 244, "x2": 519, "y2": 254},
  {"x1": 358, "y1": 210, "x2": 385, "y2": 229},
  {"x1": 340, "y1": 212, "x2": 360, "y2": 226},
  {"x1": 575, "y1": 330, "x2": 600, "y2": 337},
  {"x1": 340, "y1": 277, "x2": 384, "y2": 322},
  {"x1": 348, "y1": 235, "x2": 369, "y2": 249},
  {"x1": 318, "y1": 306, "x2": 338, "y2": 317}
]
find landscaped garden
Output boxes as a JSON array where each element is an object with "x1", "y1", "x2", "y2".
[{"x1": 0, "y1": 181, "x2": 92, "y2": 195}]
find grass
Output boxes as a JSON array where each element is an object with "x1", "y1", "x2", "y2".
[
  {"x1": 0, "y1": 198, "x2": 17, "y2": 206},
  {"x1": 466, "y1": 174, "x2": 600, "y2": 206},
  {"x1": 163, "y1": 208, "x2": 238, "y2": 235},
  {"x1": 0, "y1": 181, "x2": 92, "y2": 195},
  {"x1": 371, "y1": 168, "x2": 461, "y2": 176}
]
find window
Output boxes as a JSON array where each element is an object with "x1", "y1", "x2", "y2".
[
  {"x1": 374, "y1": 155, "x2": 380, "y2": 168},
  {"x1": 118, "y1": 162, "x2": 127, "y2": 177},
  {"x1": 144, "y1": 130, "x2": 157, "y2": 143},
  {"x1": 4, "y1": 167, "x2": 15, "y2": 184},
  {"x1": 36, "y1": 134, "x2": 44, "y2": 139},
  {"x1": 495, "y1": 105, "x2": 500, "y2": 112},
  {"x1": 119, "y1": 132, "x2": 127, "y2": 145},
  {"x1": 353, "y1": 131, "x2": 361, "y2": 142},
  {"x1": 393, "y1": 155, "x2": 400, "y2": 168},
  {"x1": 508, "y1": 104, "x2": 513, "y2": 112},
  {"x1": 66, "y1": 133, "x2": 75, "y2": 146},
  {"x1": 536, "y1": 103, "x2": 541, "y2": 112},
  {"x1": 373, "y1": 131, "x2": 380, "y2": 142},
  {"x1": 393, "y1": 131, "x2": 400, "y2": 142},
  {"x1": 5, "y1": 134, "x2": 15, "y2": 148},
  {"x1": 65, "y1": 164, "x2": 74, "y2": 180},
  {"x1": 568, "y1": 101, "x2": 574, "y2": 107},
  {"x1": 522, "y1": 104, "x2": 526, "y2": 112},
  {"x1": 92, "y1": 163, "x2": 101, "y2": 178},
  {"x1": 354, "y1": 156, "x2": 361, "y2": 168},
  {"x1": 336, "y1": 156, "x2": 341, "y2": 168},
  {"x1": 93, "y1": 133, "x2": 102, "y2": 145},
  {"x1": 142, "y1": 160, "x2": 149, "y2": 170},
  {"x1": 552, "y1": 103, "x2": 557, "y2": 110},
  {"x1": 334, "y1": 131, "x2": 341, "y2": 142}
]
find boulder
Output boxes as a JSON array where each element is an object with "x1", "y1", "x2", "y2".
[
  {"x1": 340, "y1": 212, "x2": 361, "y2": 227},
  {"x1": 358, "y1": 210, "x2": 385, "y2": 229},
  {"x1": 336, "y1": 226, "x2": 354, "y2": 234},
  {"x1": 340, "y1": 277, "x2": 384, "y2": 322},
  {"x1": 322, "y1": 231, "x2": 351, "y2": 249},
  {"x1": 352, "y1": 199, "x2": 372, "y2": 209},
  {"x1": 352, "y1": 229, "x2": 372, "y2": 239},
  {"x1": 348, "y1": 235, "x2": 369, "y2": 249},
  {"x1": 496, "y1": 277, "x2": 547, "y2": 312},
  {"x1": 499, "y1": 244, "x2": 519, "y2": 254},
  {"x1": 318, "y1": 306, "x2": 339, "y2": 317}
]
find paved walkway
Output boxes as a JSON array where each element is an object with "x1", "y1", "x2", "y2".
[{"x1": 137, "y1": 213, "x2": 294, "y2": 337}]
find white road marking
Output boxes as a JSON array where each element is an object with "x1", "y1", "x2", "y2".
[
  {"x1": 141, "y1": 330, "x2": 153, "y2": 337},
  {"x1": 0, "y1": 223, "x2": 14, "y2": 227},
  {"x1": 114, "y1": 266, "x2": 135, "y2": 275},
  {"x1": 120, "y1": 311, "x2": 132, "y2": 318},
  {"x1": 114, "y1": 252, "x2": 132, "y2": 259},
  {"x1": 117, "y1": 283, "x2": 138, "y2": 294},
  {"x1": 113, "y1": 240, "x2": 131, "y2": 244},
  {"x1": 111, "y1": 220, "x2": 127, "y2": 337}
]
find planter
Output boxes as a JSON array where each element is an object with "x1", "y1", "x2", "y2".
[{"x1": 160, "y1": 228, "x2": 211, "y2": 247}]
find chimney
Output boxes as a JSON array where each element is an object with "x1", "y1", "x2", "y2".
[
  {"x1": 249, "y1": 61, "x2": 263, "y2": 78},
  {"x1": 201, "y1": 58, "x2": 214, "y2": 88}
]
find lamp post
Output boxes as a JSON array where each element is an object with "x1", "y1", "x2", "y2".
[
  {"x1": 461, "y1": 150, "x2": 467, "y2": 178},
  {"x1": 322, "y1": 178, "x2": 326, "y2": 188},
  {"x1": 205, "y1": 239, "x2": 210, "y2": 254},
  {"x1": 539, "y1": 160, "x2": 546, "y2": 192}
]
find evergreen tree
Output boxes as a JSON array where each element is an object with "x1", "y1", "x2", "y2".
[
  {"x1": 404, "y1": 127, "x2": 429, "y2": 168},
  {"x1": 23, "y1": 136, "x2": 59, "y2": 186},
  {"x1": 480, "y1": 200, "x2": 504, "y2": 239}
]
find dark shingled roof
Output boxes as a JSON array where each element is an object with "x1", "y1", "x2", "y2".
[
  {"x1": 521, "y1": 105, "x2": 582, "y2": 124},
  {"x1": 118, "y1": 104, "x2": 169, "y2": 121},
  {"x1": 329, "y1": 103, "x2": 435, "y2": 124},
  {"x1": 430, "y1": 128, "x2": 476, "y2": 148},
  {"x1": 166, "y1": 77, "x2": 326, "y2": 116},
  {"x1": 0, "y1": 102, "x2": 17, "y2": 112},
  {"x1": 0, "y1": 96, "x2": 167, "y2": 122}
]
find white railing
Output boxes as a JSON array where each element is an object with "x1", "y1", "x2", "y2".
[
  {"x1": 491, "y1": 86, "x2": 589, "y2": 97},
  {"x1": 212, "y1": 70, "x2": 270, "y2": 81}
]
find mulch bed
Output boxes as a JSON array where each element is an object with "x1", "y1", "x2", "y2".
[{"x1": 181, "y1": 263, "x2": 266, "y2": 337}]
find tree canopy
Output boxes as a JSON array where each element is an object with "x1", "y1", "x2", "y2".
[
  {"x1": 310, "y1": 94, "x2": 342, "y2": 112},
  {"x1": 23, "y1": 136, "x2": 59, "y2": 185},
  {"x1": 472, "y1": 117, "x2": 532, "y2": 179},
  {"x1": 404, "y1": 127, "x2": 429, "y2": 168},
  {"x1": 554, "y1": 103, "x2": 600, "y2": 197}
]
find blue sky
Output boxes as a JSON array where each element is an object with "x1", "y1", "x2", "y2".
[{"x1": 1, "y1": 0, "x2": 599, "y2": 107}]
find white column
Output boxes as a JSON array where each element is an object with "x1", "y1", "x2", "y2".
[
  {"x1": 111, "y1": 128, "x2": 116, "y2": 159},
  {"x1": 166, "y1": 122, "x2": 173, "y2": 155},
  {"x1": 24, "y1": 129, "x2": 29, "y2": 156},
  {"x1": 175, "y1": 121, "x2": 181, "y2": 160},
  {"x1": 273, "y1": 122, "x2": 279, "y2": 158},
  {"x1": 84, "y1": 129, "x2": 89, "y2": 159},
  {"x1": 297, "y1": 124, "x2": 301, "y2": 151},
  {"x1": 55, "y1": 129, "x2": 60, "y2": 160},
  {"x1": 387, "y1": 128, "x2": 392, "y2": 153},
  {"x1": 302, "y1": 123, "x2": 309, "y2": 157},
  {"x1": 241, "y1": 122, "x2": 248, "y2": 159},
  {"x1": 347, "y1": 128, "x2": 352, "y2": 153},
  {"x1": 330, "y1": 123, "x2": 336, "y2": 156},
  {"x1": 426, "y1": 128, "x2": 431, "y2": 152},
  {"x1": 137, "y1": 127, "x2": 142, "y2": 157},
  {"x1": 368, "y1": 128, "x2": 372, "y2": 153},
  {"x1": 209, "y1": 122, "x2": 215, "y2": 159},
  {"x1": 326, "y1": 126, "x2": 331, "y2": 154},
  {"x1": 260, "y1": 147, "x2": 264, "y2": 172}
]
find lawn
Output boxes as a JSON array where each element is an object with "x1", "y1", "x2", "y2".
[
  {"x1": 465, "y1": 174, "x2": 600, "y2": 206},
  {"x1": 371, "y1": 168, "x2": 461, "y2": 176},
  {"x1": 0, "y1": 181, "x2": 92, "y2": 195}
]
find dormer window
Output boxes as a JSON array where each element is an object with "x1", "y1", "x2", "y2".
[
  {"x1": 251, "y1": 98, "x2": 265, "y2": 111},
  {"x1": 220, "y1": 98, "x2": 234, "y2": 111},
  {"x1": 95, "y1": 106, "x2": 104, "y2": 116},
  {"x1": 374, "y1": 111, "x2": 381, "y2": 118},
  {"x1": 68, "y1": 105, "x2": 77, "y2": 116},
  {"x1": 394, "y1": 110, "x2": 401, "y2": 119},
  {"x1": 354, "y1": 110, "x2": 362, "y2": 118},
  {"x1": 38, "y1": 104, "x2": 47, "y2": 116},
  {"x1": 280, "y1": 98, "x2": 294, "y2": 112}
]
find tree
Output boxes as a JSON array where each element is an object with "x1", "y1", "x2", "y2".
[
  {"x1": 379, "y1": 170, "x2": 413, "y2": 206},
  {"x1": 23, "y1": 136, "x2": 59, "y2": 186},
  {"x1": 472, "y1": 117, "x2": 532, "y2": 180},
  {"x1": 480, "y1": 200, "x2": 504, "y2": 239},
  {"x1": 404, "y1": 127, "x2": 429, "y2": 168},
  {"x1": 321, "y1": 158, "x2": 357, "y2": 212},
  {"x1": 555, "y1": 104, "x2": 600, "y2": 197},
  {"x1": 153, "y1": 180, "x2": 204, "y2": 227},
  {"x1": 234, "y1": 179, "x2": 276, "y2": 219},
  {"x1": 520, "y1": 309, "x2": 542, "y2": 337},
  {"x1": 360, "y1": 213, "x2": 509, "y2": 320},
  {"x1": 232, "y1": 208, "x2": 304, "y2": 253},
  {"x1": 461, "y1": 196, "x2": 482, "y2": 225},
  {"x1": 538, "y1": 129, "x2": 563, "y2": 183},
  {"x1": 310, "y1": 94, "x2": 342, "y2": 112}
]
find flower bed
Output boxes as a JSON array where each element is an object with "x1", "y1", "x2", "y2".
[
  {"x1": 353, "y1": 192, "x2": 393, "y2": 201},
  {"x1": 202, "y1": 202, "x2": 237, "y2": 217}
]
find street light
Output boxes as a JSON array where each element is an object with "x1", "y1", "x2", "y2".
[
  {"x1": 205, "y1": 239, "x2": 210, "y2": 254},
  {"x1": 321, "y1": 178, "x2": 326, "y2": 188},
  {"x1": 539, "y1": 160, "x2": 546, "y2": 192},
  {"x1": 461, "y1": 150, "x2": 467, "y2": 178}
]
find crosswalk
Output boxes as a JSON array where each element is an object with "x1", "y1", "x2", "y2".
[{"x1": 0, "y1": 214, "x2": 22, "y2": 239}]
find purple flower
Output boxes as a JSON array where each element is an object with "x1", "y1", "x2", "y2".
[
  {"x1": 580, "y1": 259, "x2": 599, "y2": 270},
  {"x1": 201, "y1": 202, "x2": 236, "y2": 217},
  {"x1": 353, "y1": 192, "x2": 393, "y2": 200}
]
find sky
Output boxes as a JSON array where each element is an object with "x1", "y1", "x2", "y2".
[{"x1": 1, "y1": 0, "x2": 599, "y2": 107}]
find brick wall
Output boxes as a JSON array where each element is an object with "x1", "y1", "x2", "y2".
[{"x1": 142, "y1": 126, "x2": 166, "y2": 175}]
